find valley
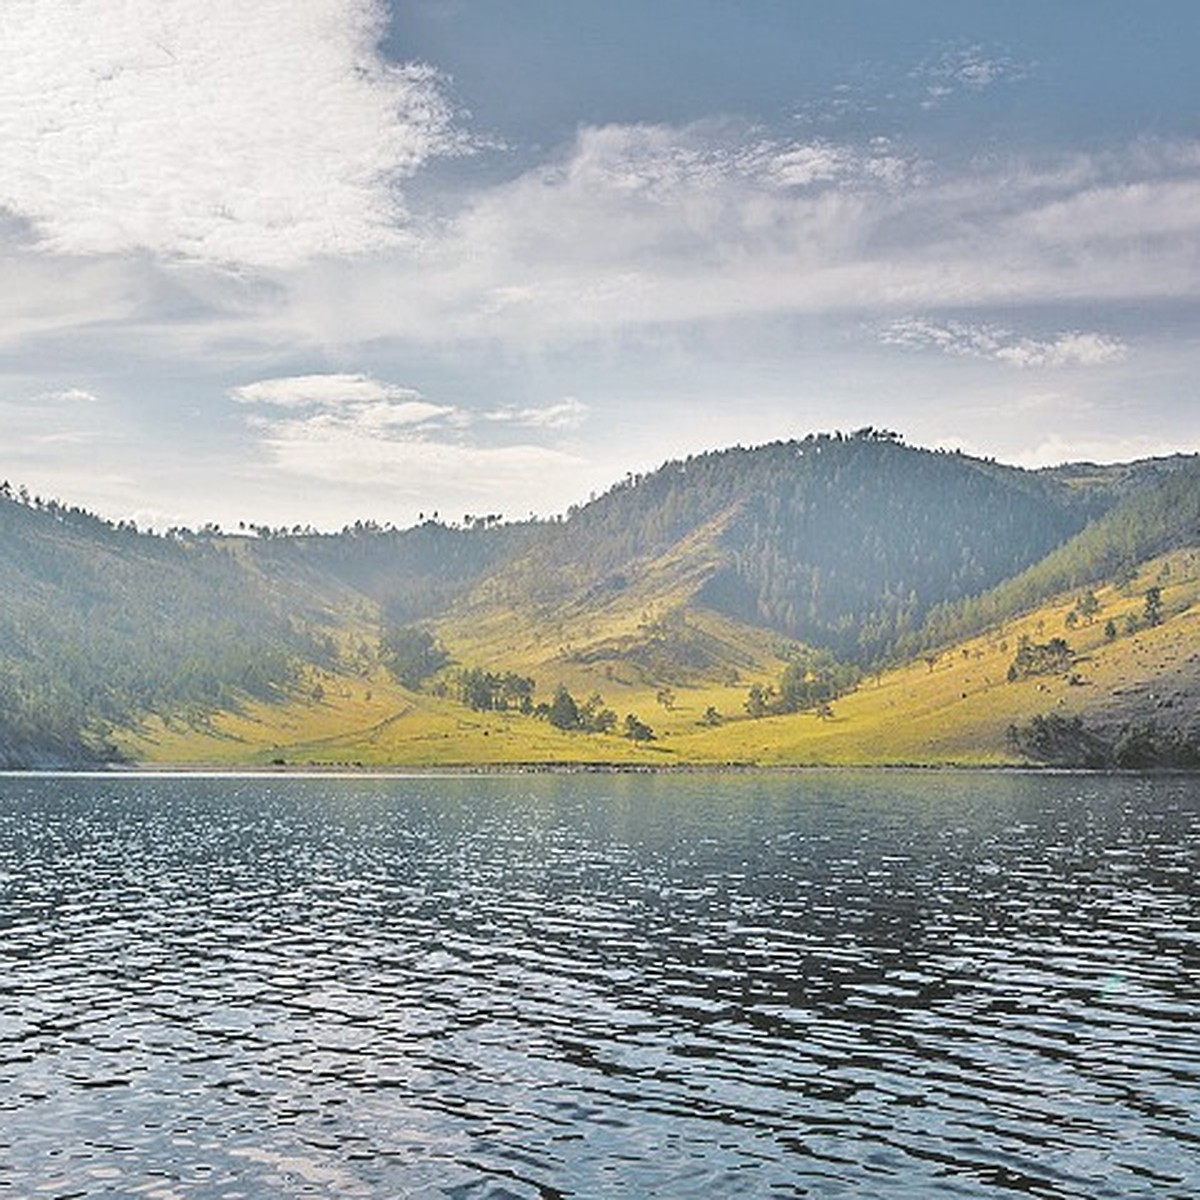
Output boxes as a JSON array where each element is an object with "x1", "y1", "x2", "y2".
[{"x1": 2, "y1": 431, "x2": 1197, "y2": 770}]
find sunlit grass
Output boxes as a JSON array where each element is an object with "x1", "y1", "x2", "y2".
[{"x1": 117, "y1": 550, "x2": 1199, "y2": 768}]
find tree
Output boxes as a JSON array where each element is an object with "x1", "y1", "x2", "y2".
[
  {"x1": 382, "y1": 625, "x2": 449, "y2": 688},
  {"x1": 499, "y1": 672, "x2": 535, "y2": 713},
  {"x1": 624, "y1": 713, "x2": 655, "y2": 741},
  {"x1": 1104, "y1": 618, "x2": 1117, "y2": 641},
  {"x1": 548, "y1": 684, "x2": 581, "y2": 730},
  {"x1": 1006, "y1": 636, "x2": 1072, "y2": 682},
  {"x1": 579, "y1": 691, "x2": 617, "y2": 733},
  {"x1": 459, "y1": 667, "x2": 499, "y2": 711},
  {"x1": 776, "y1": 649, "x2": 858, "y2": 713},
  {"x1": 591, "y1": 707, "x2": 618, "y2": 734},
  {"x1": 745, "y1": 683, "x2": 770, "y2": 718},
  {"x1": 1078, "y1": 590, "x2": 1101, "y2": 623},
  {"x1": 1143, "y1": 585, "x2": 1163, "y2": 627}
]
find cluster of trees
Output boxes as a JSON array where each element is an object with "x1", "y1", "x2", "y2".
[
  {"x1": 1008, "y1": 714, "x2": 1200, "y2": 769},
  {"x1": 459, "y1": 676, "x2": 655, "y2": 741},
  {"x1": 745, "y1": 647, "x2": 859, "y2": 717},
  {"x1": 1006, "y1": 636, "x2": 1073, "y2": 682},
  {"x1": 373, "y1": 620, "x2": 657, "y2": 741},
  {"x1": 381, "y1": 626, "x2": 449, "y2": 689},
  {"x1": 457, "y1": 668, "x2": 536, "y2": 714},
  {"x1": 623, "y1": 713, "x2": 656, "y2": 741},
  {"x1": 545, "y1": 685, "x2": 615, "y2": 732}
]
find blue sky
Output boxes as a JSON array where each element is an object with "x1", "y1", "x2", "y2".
[{"x1": 2, "y1": 1, "x2": 1198, "y2": 530}]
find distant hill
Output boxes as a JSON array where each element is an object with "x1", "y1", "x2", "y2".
[
  {"x1": 455, "y1": 431, "x2": 1115, "y2": 661},
  {"x1": 0, "y1": 490, "x2": 327, "y2": 764},
  {"x1": 248, "y1": 517, "x2": 537, "y2": 624},
  {"x1": 915, "y1": 459, "x2": 1200, "y2": 657},
  {"x1": 0, "y1": 435, "x2": 1195, "y2": 767}
]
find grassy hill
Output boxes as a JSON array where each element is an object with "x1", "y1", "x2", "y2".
[
  {"x1": 1, "y1": 436, "x2": 1196, "y2": 768},
  {"x1": 0, "y1": 492, "x2": 333, "y2": 764},
  {"x1": 114, "y1": 549, "x2": 1199, "y2": 769},
  {"x1": 456, "y1": 431, "x2": 1107, "y2": 663}
]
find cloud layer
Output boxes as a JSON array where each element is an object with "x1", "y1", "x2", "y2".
[
  {"x1": 880, "y1": 318, "x2": 1127, "y2": 368},
  {"x1": 281, "y1": 121, "x2": 1200, "y2": 354},
  {"x1": 0, "y1": 0, "x2": 459, "y2": 268},
  {"x1": 232, "y1": 373, "x2": 588, "y2": 502},
  {"x1": 2, "y1": 12, "x2": 1196, "y2": 529}
]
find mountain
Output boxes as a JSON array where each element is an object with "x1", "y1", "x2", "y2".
[
  {"x1": 0, "y1": 435, "x2": 1195, "y2": 767},
  {"x1": 246, "y1": 517, "x2": 538, "y2": 624},
  {"x1": 0, "y1": 490, "x2": 323, "y2": 765},
  {"x1": 916, "y1": 459, "x2": 1200, "y2": 656},
  {"x1": 463, "y1": 430, "x2": 1110, "y2": 663}
]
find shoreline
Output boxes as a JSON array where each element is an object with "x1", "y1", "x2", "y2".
[{"x1": 4, "y1": 759, "x2": 1198, "y2": 779}]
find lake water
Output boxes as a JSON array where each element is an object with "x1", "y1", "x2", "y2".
[{"x1": 0, "y1": 770, "x2": 1197, "y2": 1198}]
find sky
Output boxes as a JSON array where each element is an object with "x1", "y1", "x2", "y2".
[{"x1": 2, "y1": 0, "x2": 1199, "y2": 531}]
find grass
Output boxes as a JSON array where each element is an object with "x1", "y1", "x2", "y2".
[{"x1": 116, "y1": 549, "x2": 1200, "y2": 768}]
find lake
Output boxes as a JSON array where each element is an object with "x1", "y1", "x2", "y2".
[{"x1": 0, "y1": 770, "x2": 1196, "y2": 1197}]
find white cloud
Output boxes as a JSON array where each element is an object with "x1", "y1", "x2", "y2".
[
  {"x1": 5, "y1": 85, "x2": 1198, "y2": 379},
  {"x1": 260, "y1": 420, "x2": 585, "y2": 496},
  {"x1": 553, "y1": 121, "x2": 915, "y2": 202},
  {"x1": 279, "y1": 121, "x2": 923, "y2": 344},
  {"x1": 1009, "y1": 178, "x2": 1200, "y2": 246},
  {"x1": 272, "y1": 124, "x2": 1200, "y2": 354},
  {"x1": 1012, "y1": 433, "x2": 1194, "y2": 470},
  {"x1": 486, "y1": 398, "x2": 588, "y2": 429},
  {"x1": 232, "y1": 371, "x2": 588, "y2": 505},
  {"x1": 881, "y1": 318, "x2": 1127, "y2": 368},
  {"x1": 915, "y1": 44, "x2": 1029, "y2": 108},
  {"x1": 232, "y1": 373, "x2": 460, "y2": 446},
  {"x1": 0, "y1": 0, "x2": 462, "y2": 268},
  {"x1": 998, "y1": 332, "x2": 1127, "y2": 369},
  {"x1": 232, "y1": 373, "x2": 439, "y2": 412},
  {"x1": 35, "y1": 387, "x2": 101, "y2": 406}
]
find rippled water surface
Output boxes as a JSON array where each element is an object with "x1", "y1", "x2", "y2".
[{"x1": 1, "y1": 770, "x2": 1198, "y2": 1197}]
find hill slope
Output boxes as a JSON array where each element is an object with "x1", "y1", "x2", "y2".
[
  {"x1": 0, "y1": 494, "x2": 325, "y2": 764},
  {"x1": 0, "y1": 436, "x2": 1195, "y2": 767},
  {"x1": 458, "y1": 431, "x2": 1108, "y2": 663}
]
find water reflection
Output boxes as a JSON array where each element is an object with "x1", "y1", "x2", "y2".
[{"x1": 0, "y1": 770, "x2": 1197, "y2": 1197}]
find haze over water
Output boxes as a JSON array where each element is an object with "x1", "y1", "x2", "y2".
[{"x1": 1, "y1": 771, "x2": 1197, "y2": 1197}]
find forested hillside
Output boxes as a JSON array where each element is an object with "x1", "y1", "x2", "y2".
[
  {"x1": 0, "y1": 435, "x2": 1195, "y2": 767},
  {"x1": 464, "y1": 431, "x2": 1113, "y2": 663},
  {"x1": 914, "y1": 461, "x2": 1200, "y2": 656},
  {"x1": 0, "y1": 492, "x2": 324, "y2": 763},
  {"x1": 0, "y1": 490, "x2": 544, "y2": 763},
  {"x1": 702, "y1": 433, "x2": 1105, "y2": 659},
  {"x1": 247, "y1": 518, "x2": 536, "y2": 623}
]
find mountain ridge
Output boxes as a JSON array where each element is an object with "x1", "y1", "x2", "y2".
[{"x1": 0, "y1": 435, "x2": 1196, "y2": 767}]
